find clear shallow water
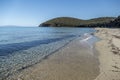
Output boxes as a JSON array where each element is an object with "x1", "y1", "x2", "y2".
[{"x1": 0, "y1": 27, "x2": 95, "y2": 79}]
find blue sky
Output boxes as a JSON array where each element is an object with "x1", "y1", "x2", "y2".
[{"x1": 0, "y1": 0, "x2": 120, "y2": 26}]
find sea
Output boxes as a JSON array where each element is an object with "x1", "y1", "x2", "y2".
[{"x1": 0, "y1": 27, "x2": 97, "y2": 79}]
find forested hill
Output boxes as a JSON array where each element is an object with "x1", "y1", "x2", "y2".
[{"x1": 39, "y1": 16, "x2": 120, "y2": 27}]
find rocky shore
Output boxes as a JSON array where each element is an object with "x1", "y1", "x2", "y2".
[{"x1": 95, "y1": 28, "x2": 120, "y2": 80}]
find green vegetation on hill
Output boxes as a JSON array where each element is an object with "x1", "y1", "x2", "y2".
[
  {"x1": 39, "y1": 16, "x2": 119, "y2": 27},
  {"x1": 109, "y1": 16, "x2": 120, "y2": 27}
]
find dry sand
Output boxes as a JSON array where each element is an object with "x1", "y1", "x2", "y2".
[
  {"x1": 94, "y1": 28, "x2": 120, "y2": 80},
  {"x1": 7, "y1": 37, "x2": 99, "y2": 80}
]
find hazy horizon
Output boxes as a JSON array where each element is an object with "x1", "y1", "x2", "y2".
[{"x1": 0, "y1": 0, "x2": 120, "y2": 26}]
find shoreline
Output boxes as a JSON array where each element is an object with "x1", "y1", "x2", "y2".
[
  {"x1": 4, "y1": 28, "x2": 120, "y2": 80},
  {"x1": 7, "y1": 36, "x2": 100, "y2": 80},
  {"x1": 94, "y1": 28, "x2": 120, "y2": 80}
]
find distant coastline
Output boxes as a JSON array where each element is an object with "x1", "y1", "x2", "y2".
[{"x1": 39, "y1": 16, "x2": 120, "y2": 28}]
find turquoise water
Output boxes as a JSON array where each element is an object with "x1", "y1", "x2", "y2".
[{"x1": 0, "y1": 27, "x2": 95, "y2": 79}]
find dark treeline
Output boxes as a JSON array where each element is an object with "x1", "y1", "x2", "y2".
[
  {"x1": 108, "y1": 16, "x2": 120, "y2": 28},
  {"x1": 80, "y1": 16, "x2": 120, "y2": 28}
]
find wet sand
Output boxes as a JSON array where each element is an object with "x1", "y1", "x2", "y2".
[
  {"x1": 7, "y1": 37, "x2": 99, "y2": 80},
  {"x1": 94, "y1": 28, "x2": 120, "y2": 80}
]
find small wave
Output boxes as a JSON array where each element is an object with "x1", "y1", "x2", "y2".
[
  {"x1": 80, "y1": 33, "x2": 93, "y2": 41},
  {"x1": 79, "y1": 33, "x2": 94, "y2": 55}
]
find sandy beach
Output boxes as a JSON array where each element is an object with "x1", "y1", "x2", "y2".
[
  {"x1": 7, "y1": 37, "x2": 99, "y2": 80},
  {"x1": 94, "y1": 28, "x2": 120, "y2": 80},
  {"x1": 5, "y1": 28, "x2": 120, "y2": 80}
]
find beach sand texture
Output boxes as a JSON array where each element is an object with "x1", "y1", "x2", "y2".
[
  {"x1": 7, "y1": 37, "x2": 99, "y2": 80},
  {"x1": 95, "y1": 28, "x2": 120, "y2": 80}
]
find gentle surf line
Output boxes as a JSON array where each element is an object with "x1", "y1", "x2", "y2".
[
  {"x1": 0, "y1": 35, "x2": 75, "y2": 56},
  {"x1": 1, "y1": 37, "x2": 77, "y2": 80},
  {"x1": 80, "y1": 33, "x2": 93, "y2": 41}
]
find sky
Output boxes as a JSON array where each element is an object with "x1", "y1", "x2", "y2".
[{"x1": 0, "y1": 0, "x2": 120, "y2": 26}]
